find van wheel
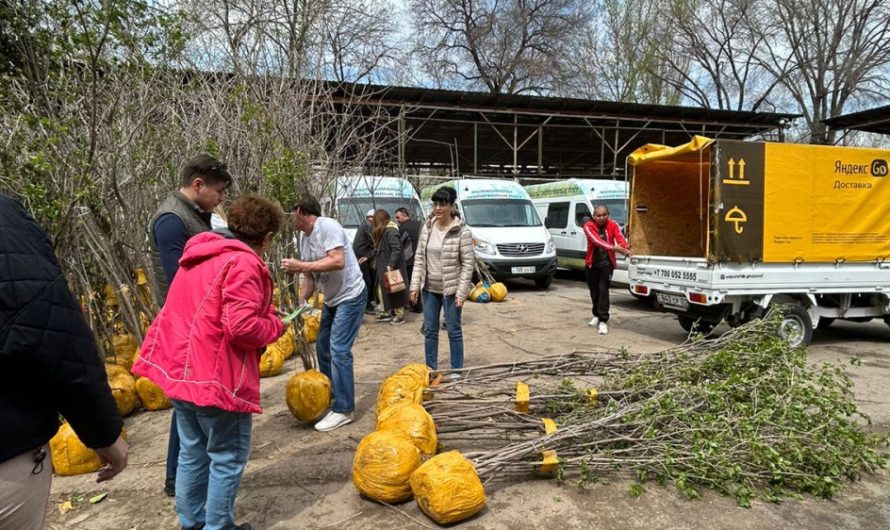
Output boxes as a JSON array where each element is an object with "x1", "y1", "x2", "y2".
[
  {"x1": 776, "y1": 304, "x2": 813, "y2": 348},
  {"x1": 678, "y1": 315, "x2": 714, "y2": 335},
  {"x1": 534, "y1": 274, "x2": 553, "y2": 289}
]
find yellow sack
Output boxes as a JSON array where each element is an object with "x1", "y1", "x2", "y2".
[
  {"x1": 267, "y1": 327, "x2": 296, "y2": 361},
  {"x1": 135, "y1": 377, "x2": 172, "y2": 410},
  {"x1": 310, "y1": 292, "x2": 325, "y2": 309},
  {"x1": 488, "y1": 282, "x2": 508, "y2": 302},
  {"x1": 395, "y1": 363, "x2": 432, "y2": 388},
  {"x1": 106, "y1": 364, "x2": 138, "y2": 416},
  {"x1": 302, "y1": 314, "x2": 320, "y2": 343},
  {"x1": 376, "y1": 402, "x2": 438, "y2": 456},
  {"x1": 285, "y1": 370, "x2": 331, "y2": 422},
  {"x1": 375, "y1": 374, "x2": 424, "y2": 418},
  {"x1": 352, "y1": 431, "x2": 422, "y2": 503},
  {"x1": 259, "y1": 347, "x2": 285, "y2": 377},
  {"x1": 410, "y1": 451, "x2": 486, "y2": 525},
  {"x1": 50, "y1": 422, "x2": 103, "y2": 476},
  {"x1": 107, "y1": 333, "x2": 138, "y2": 370}
]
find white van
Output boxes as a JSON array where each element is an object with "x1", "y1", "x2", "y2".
[
  {"x1": 421, "y1": 179, "x2": 557, "y2": 288},
  {"x1": 525, "y1": 179, "x2": 630, "y2": 285},
  {"x1": 326, "y1": 176, "x2": 424, "y2": 243}
]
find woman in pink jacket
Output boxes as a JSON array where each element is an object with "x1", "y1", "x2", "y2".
[{"x1": 133, "y1": 195, "x2": 285, "y2": 530}]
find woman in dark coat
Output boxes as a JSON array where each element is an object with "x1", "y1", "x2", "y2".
[{"x1": 372, "y1": 209, "x2": 408, "y2": 325}]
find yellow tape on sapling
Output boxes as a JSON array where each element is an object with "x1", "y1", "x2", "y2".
[{"x1": 515, "y1": 382, "x2": 530, "y2": 413}]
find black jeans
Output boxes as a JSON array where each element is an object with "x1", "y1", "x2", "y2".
[
  {"x1": 586, "y1": 264, "x2": 613, "y2": 323},
  {"x1": 359, "y1": 260, "x2": 375, "y2": 308}
]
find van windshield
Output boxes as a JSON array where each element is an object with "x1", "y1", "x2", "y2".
[
  {"x1": 462, "y1": 199, "x2": 542, "y2": 227},
  {"x1": 596, "y1": 199, "x2": 628, "y2": 226},
  {"x1": 338, "y1": 198, "x2": 423, "y2": 228}
]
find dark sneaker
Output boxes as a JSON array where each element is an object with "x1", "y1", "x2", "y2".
[
  {"x1": 390, "y1": 316, "x2": 405, "y2": 326},
  {"x1": 234, "y1": 524, "x2": 252, "y2": 530},
  {"x1": 375, "y1": 313, "x2": 391, "y2": 322},
  {"x1": 164, "y1": 477, "x2": 175, "y2": 497}
]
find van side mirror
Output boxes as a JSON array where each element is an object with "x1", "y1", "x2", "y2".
[{"x1": 544, "y1": 216, "x2": 551, "y2": 228}]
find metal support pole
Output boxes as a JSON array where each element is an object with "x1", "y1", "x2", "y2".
[
  {"x1": 473, "y1": 123, "x2": 478, "y2": 174},
  {"x1": 513, "y1": 114, "x2": 519, "y2": 180},
  {"x1": 537, "y1": 125, "x2": 543, "y2": 175}
]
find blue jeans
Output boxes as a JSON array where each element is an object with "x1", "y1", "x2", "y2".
[
  {"x1": 316, "y1": 286, "x2": 367, "y2": 414},
  {"x1": 165, "y1": 412, "x2": 180, "y2": 484},
  {"x1": 172, "y1": 400, "x2": 252, "y2": 530},
  {"x1": 422, "y1": 290, "x2": 464, "y2": 370}
]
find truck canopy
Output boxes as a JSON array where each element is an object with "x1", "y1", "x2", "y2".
[{"x1": 628, "y1": 137, "x2": 890, "y2": 263}]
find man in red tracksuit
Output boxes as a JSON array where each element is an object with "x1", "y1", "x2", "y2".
[{"x1": 583, "y1": 205, "x2": 631, "y2": 335}]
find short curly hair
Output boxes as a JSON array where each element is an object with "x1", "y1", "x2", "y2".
[{"x1": 227, "y1": 194, "x2": 285, "y2": 247}]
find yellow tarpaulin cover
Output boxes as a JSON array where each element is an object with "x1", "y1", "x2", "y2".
[
  {"x1": 410, "y1": 451, "x2": 486, "y2": 525},
  {"x1": 352, "y1": 430, "x2": 422, "y2": 503},
  {"x1": 285, "y1": 369, "x2": 331, "y2": 422},
  {"x1": 628, "y1": 135, "x2": 714, "y2": 166},
  {"x1": 376, "y1": 374, "x2": 424, "y2": 418},
  {"x1": 135, "y1": 377, "x2": 171, "y2": 411},
  {"x1": 376, "y1": 402, "x2": 438, "y2": 456}
]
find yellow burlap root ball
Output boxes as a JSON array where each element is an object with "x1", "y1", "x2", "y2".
[
  {"x1": 375, "y1": 374, "x2": 424, "y2": 418},
  {"x1": 410, "y1": 450, "x2": 487, "y2": 525},
  {"x1": 50, "y1": 422, "x2": 102, "y2": 476},
  {"x1": 353, "y1": 431, "x2": 422, "y2": 503},
  {"x1": 488, "y1": 282, "x2": 508, "y2": 302},
  {"x1": 285, "y1": 370, "x2": 331, "y2": 422},
  {"x1": 135, "y1": 377, "x2": 172, "y2": 410},
  {"x1": 395, "y1": 363, "x2": 432, "y2": 389},
  {"x1": 267, "y1": 326, "x2": 296, "y2": 360},
  {"x1": 259, "y1": 347, "x2": 284, "y2": 377},
  {"x1": 302, "y1": 314, "x2": 320, "y2": 343},
  {"x1": 376, "y1": 402, "x2": 438, "y2": 456},
  {"x1": 105, "y1": 364, "x2": 138, "y2": 416},
  {"x1": 107, "y1": 333, "x2": 138, "y2": 370}
]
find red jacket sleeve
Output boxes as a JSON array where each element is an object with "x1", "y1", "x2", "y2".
[
  {"x1": 583, "y1": 220, "x2": 616, "y2": 251},
  {"x1": 221, "y1": 259, "x2": 283, "y2": 350},
  {"x1": 609, "y1": 221, "x2": 629, "y2": 249}
]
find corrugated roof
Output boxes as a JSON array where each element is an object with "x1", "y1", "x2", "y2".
[{"x1": 823, "y1": 105, "x2": 890, "y2": 135}]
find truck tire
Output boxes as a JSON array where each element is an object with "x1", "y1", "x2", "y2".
[
  {"x1": 776, "y1": 304, "x2": 813, "y2": 347},
  {"x1": 534, "y1": 274, "x2": 553, "y2": 289},
  {"x1": 678, "y1": 315, "x2": 714, "y2": 335}
]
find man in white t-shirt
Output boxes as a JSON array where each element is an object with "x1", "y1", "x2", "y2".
[{"x1": 281, "y1": 195, "x2": 367, "y2": 432}]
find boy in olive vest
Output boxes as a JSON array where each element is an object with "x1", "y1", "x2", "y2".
[{"x1": 149, "y1": 154, "x2": 233, "y2": 496}]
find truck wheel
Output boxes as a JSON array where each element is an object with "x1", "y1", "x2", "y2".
[
  {"x1": 776, "y1": 304, "x2": 813, "y2": 347},
  {"x1": 678, "y1": 315, "x2": 714, "y2": 335},
  {"x1": 534, "y1": 274, "x2": 553, "y2": 289}
]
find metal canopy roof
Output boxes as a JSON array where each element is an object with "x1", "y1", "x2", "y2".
[
  {"x1": 823, "y1": 105, "x2": 890, "y2": 135},
  {"x1": 325, "y1": 82, "x2": 799, "y2": 180}
]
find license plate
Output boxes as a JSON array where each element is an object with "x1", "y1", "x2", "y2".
[
  {"x1": 656, "y1": 292, "x2": 688, "y2": 310},
  {"x1": 511, "y1": 266, "x2": 536, "y2": 274}
]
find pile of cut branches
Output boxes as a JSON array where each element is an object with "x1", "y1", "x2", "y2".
[{"x1": 422, "y1": 316, "x2": 887, "y2": 506}]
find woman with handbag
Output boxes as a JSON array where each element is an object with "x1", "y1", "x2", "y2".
[
  {"x1": 372, "y1": 208, "x2": 408, "y2": 325},
  {"x1": 408, "y1": 187, "x2": 474, "y2": 375}
]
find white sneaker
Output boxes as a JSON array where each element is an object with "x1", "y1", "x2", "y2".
[
  {"x1": 598, "y1": 322, "x2": 608, "y2": 335},
  {"x1": 314, "y1": 411, "x2": 353, "y2": 432},
  {"x1": 588, "y1": 316, "x2": 600, "y2": 327}
]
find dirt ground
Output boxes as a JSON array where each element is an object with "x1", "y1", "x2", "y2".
[{"x1": 45, "y1": 272, "x2": 890, "y2": 530}]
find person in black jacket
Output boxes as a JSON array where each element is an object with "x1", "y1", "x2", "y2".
[
  {"x1": 395, "y1": 207, "x2": 422, "y2": 313},
  {"x1": 352, "y1": 209, "x2": 377, "y2": 314},
  {"x1": 371, "y1": 208, "x2": 408, "y2": 325},
  {"x1": 0, "y1": 195, "x2": 128, "y2": 529}
]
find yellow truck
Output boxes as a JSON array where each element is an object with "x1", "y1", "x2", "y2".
[{"x1": 626, "y1": 136, "x2": 890, "y2": 345}]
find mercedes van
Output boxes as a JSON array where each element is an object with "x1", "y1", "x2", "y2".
[{"x1": 421, "y1": 179, "x2": 557, "y2": 288}]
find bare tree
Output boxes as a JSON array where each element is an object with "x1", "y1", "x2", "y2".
[
  {"x1": 561, "y1": 0, "x2": 687, "y2": 104},
  {"x1": 758, "y1": 0, "x2": 890, "y2": 143},
  {"x1": 409, "y1": 0, "x2": 592, "y2": 95}
]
